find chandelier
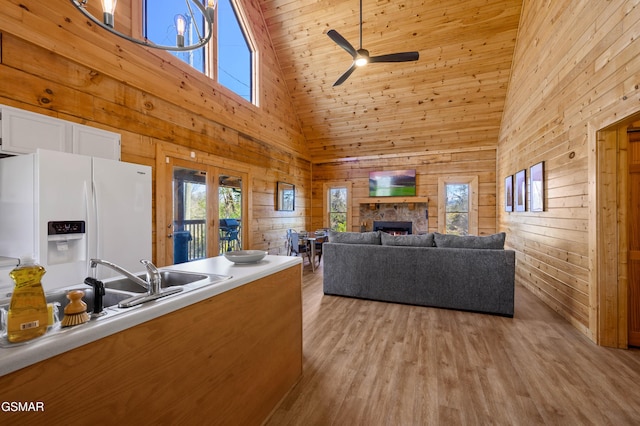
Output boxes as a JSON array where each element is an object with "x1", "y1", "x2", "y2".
[{"x1": 70, "y1": 0, "x2": 216, "y2": 52}]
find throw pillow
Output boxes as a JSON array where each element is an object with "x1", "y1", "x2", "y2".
[
  {"x1": 380, "y1": 232, "x2": 435, "y2": 247},
  {"x1": 329, "y1": 230, "x2": 381, "y2": 245},
  {"x1": 433, "y1": 232, "x2": 506, "y2": 249}
]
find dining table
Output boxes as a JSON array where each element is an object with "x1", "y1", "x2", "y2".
[{"x1": 300, "y1": 231, "x2": 328, "y2": 272}]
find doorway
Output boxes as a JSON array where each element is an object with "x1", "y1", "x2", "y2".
[
  {"x1": 627, "y1": 129, "x2": 640, "y2": 347},
  {"x1": 596, "y1": 114, "x2": 640, "y2": 348},
  {"x1": 172, "y1": 165, "x2": 208, "y2": 264},
  {"x1": 158, "y1": 153, "x2": 249, "y2": 266},
  {"x1": 218, "y1": 172, "x2": 243, "y2": 254},
  {"x1": 163, "y1": 158, "x2": 213, "y2": 266}
]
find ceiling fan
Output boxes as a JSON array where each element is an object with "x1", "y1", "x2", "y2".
[{"x1": 327, "y1": 0, "x2": 420, "y2": 86}]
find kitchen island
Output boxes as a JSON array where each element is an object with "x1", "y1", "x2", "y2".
[{"x1": 0, "y1": 255, "x2": 302, "y2": 424}]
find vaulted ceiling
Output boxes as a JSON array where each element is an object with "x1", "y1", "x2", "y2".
[{"x1": 258, "y1": 0, "x2": 523, "y2": 163}]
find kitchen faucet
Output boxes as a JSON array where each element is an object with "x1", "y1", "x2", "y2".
[
  {"x1": 88, "y1": 258, "x2": 182, "y2": 309},
  {"x1": 140, "y1": 259, "x2": 161, "y2": 294},
  {"x1": 89, "y1": 258, "x2": 156, "y2": 293}
]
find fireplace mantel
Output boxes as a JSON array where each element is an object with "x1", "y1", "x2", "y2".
[{"x1": 356, "y1": 196, "x2": 428, "y2": 210}]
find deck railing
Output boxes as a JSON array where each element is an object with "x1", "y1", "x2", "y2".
[
  {"x1": 174, "y1": 220, "x2": 206, "y2": 262},
  {"x1": 173, "y1": 219, "x2": 243, "y2": 261}
]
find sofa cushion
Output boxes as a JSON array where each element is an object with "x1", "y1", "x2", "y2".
[
  {"x1": 433, "y1": 232, "x2": 506, "y2": 249},
  {"x1": 329, "y1": 231, "x2": 381, "y2": 245},
  {"x1": 380, "y1": 232, "x2": 435, "y2": 247}
]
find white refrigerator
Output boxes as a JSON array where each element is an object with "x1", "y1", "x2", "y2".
[{"x1": 0, "y1": 149, "x2": 152, "y2": 291}]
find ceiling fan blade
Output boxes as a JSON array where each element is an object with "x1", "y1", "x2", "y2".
[
  {"x1": 369, "y1": 52, "x2": 420, "y2": 63},
  {"x1": 333, "y1": 63, "x2": 357, "y2": 87},
  {"x1": 327, "y1": 30, "x2": 358, "y2": 58}
]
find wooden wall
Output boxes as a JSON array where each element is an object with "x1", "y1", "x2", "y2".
[
  {"x1": 0, "y1": 0, "x2": 311, "y2": 259},
  {"x1": 312, "y1": 149, "x2": 498, "y2": 236},
  {"x1": 261, "y1": 0, "x2": 522, "y2": 163},
  {"x1": 498, "y1": 0, "x2": 640, "y2": 345}
]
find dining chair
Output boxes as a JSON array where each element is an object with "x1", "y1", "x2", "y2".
[
  {"x1": 288, "y1": 230, "x2": 317, "y2": 270},
  {"x1": 220, "y1": 219, "x2": 241, "y2": 252}
]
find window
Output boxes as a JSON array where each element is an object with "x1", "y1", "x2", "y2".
[
  {"x1": 329, "y1": 188, "x2": 348, "y2": 231},
  {"x1": 143, "y1": 1, "x2": 207, "y2": 73},
  {"x1": 438, "y1": 176, "x2": 478, "y2": 235},
  {"x1": 218, "y1": 0, "x2": 252, "y2": 102},
  {"x1": 445, "y1": 183, "x2": 470, "y2": 235},
  {"x1": 324, "y1": 182, "x2": 352, "y2": 232},
  {"x1": 143, "y1": 0, "x2": 256, "y2": 103}
]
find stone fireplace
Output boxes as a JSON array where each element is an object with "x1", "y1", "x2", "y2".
[{"x1": 359, "y1": 202, "x2": 429, "y2": 234}]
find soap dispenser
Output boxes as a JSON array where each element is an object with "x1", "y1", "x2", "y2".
[{"x1": 7, "y1": 256, "x2": 48, "y2": 343}]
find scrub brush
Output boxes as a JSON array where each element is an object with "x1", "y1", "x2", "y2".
[{"x1": 61, "y1": 290, "x2": 91, "y2": 327}]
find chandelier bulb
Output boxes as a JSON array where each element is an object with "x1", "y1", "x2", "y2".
[
  {"x1": 70, "y1": 0, "x2": 213, "y2": 52},
  {"x1": 206, "y1": 0, "x2": 216, "y2": 22},
  {"x1": 175, "y1": 14, "x2": 187, "y2": 48},
  {"x1": 100, "y1": 0, "x2": 117, "y2": 28}
]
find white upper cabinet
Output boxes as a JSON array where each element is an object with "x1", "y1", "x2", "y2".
[
  {"x1": 0, "y1": 106, "x2": 70, "y2": 154},
  {"x1": 0, "y1": 105, "x2": 120, "y2": 160},
  {"x1": 72, "y1": 123, "x2": 121, "y2": 160}
]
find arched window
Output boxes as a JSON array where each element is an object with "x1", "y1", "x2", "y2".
[{"x1": 143, "y1": 0, "x2": 256, "y2": 104}]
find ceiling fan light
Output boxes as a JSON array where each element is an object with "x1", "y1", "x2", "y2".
[{"x1": 355, "y1": 57, "x2": 368, "y2": 67}]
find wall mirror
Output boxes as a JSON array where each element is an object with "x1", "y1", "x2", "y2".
[{"x1": 277, "y1": 182, "x2": 295, "y2": 211}]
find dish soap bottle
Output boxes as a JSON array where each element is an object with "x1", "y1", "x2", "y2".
[{"x1": 7, "y1": 257, "x2": 48, "y2": 343}]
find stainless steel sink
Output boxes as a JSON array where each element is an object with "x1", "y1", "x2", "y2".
[
  {"x1": 42, "y1": 287, "x2": 135, "y2": 320},
  {"x1": 104, "y1": 270, "x2": 229, "y2": 294},
  {"x1": 0, "y1": 272, "x2": 203, "y2": 343},
  {"x1": 0, "y1": 287, "x2": 136, "y2": 322},
  {"x1": 0, "y1": 270, "x2": 231, "y2": 347}
]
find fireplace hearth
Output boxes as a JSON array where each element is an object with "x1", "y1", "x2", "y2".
[{"x1": 373, "y1": 221, "x2": 413, "y2": 235}]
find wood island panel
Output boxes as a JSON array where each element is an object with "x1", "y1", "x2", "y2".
[{"x1": 0, "y1": 264, "x2": 302, "y2": 425}]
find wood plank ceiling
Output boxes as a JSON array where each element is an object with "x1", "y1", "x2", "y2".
[{"x1": 259, "y1": 0, "x2": 523, "y2": 163}]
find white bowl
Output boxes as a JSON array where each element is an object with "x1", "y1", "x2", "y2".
[{"x1": 223, "y1": 250, "x2": 267, "y2": 264}]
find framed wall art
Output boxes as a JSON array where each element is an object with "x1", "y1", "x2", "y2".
[
  {"x1": 277, "y1": 182, "x2": 295, "y2": 211},
  {"x1": 530, "y1": 161, "x2": 544, "y2": 212},
  {"x1": 515, "y1": 169, "x2": 526, "y2": 212},
  {"x1": 505, "y1": 175, "x2": 513, "y2": 212}
]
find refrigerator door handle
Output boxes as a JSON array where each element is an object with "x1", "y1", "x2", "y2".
[
  {"x1": 93, "y1": 180, "x2": 99, "y2": 255},
  {"x1": 83, "y1": 179, "x2": 94, "y2": 278},
  {"x1": 88, "y1": 178, "x2": 99, "y2": 272}
]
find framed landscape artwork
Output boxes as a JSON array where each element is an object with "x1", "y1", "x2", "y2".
[
  {"x1": 515, "y1": 169, "x2": 526, "y2": 212},
  {"x1": 276, "y1": 182, "x2": 295, "y2": 211},
  {"x1": 369, "y1": 170, "x2": 416, "y2": 197},
  {"x1": 530, "y1": 161, "x2": 544, "y2": 212},
  {"x1": 505, "y1": 175, "x2": 513, "y2": 212}
]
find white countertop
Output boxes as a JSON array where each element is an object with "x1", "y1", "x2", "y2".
[{"x1": 0, "y1": 255, "x2": 301, "y2": 377}]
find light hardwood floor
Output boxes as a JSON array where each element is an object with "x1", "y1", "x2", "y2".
[{"x1": 265, "y1": 261, "x2": 640, "y2": 425}]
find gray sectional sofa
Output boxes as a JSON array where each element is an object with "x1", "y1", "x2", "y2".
[{"x1": 322, "y1": 231, "x2": 515, "y2": 317}]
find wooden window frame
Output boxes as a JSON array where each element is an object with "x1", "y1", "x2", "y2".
[
  {"x1": 322, "y1": 182, "x2": 352, "y2": 231},
  {"x1": 437, "y1": 176, "x2": 478, "y2": 235}
]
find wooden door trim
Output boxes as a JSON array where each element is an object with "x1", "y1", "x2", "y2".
[
  {"x1": 216, "y1": 166, "x2": 250, "y2": 252},
  {"x1": 156, "y1": 143, "x2": 253, "y2": 264},
  {"x1": 157, "y1": 155, "x2": 217, "y2": 266},
  {"x1": 594, "y1": 117, "x2": 640, "y2": 348}
]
